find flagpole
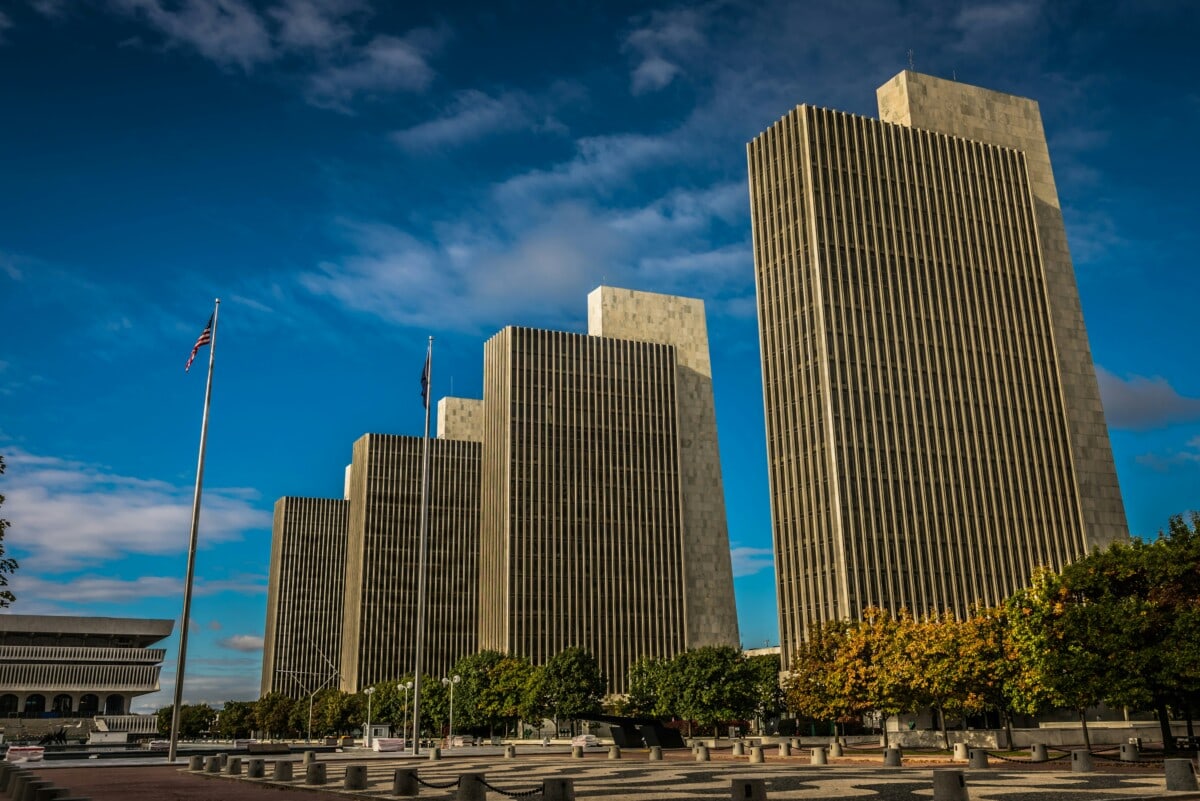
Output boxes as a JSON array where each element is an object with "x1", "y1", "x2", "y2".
[
  {"x1": 168, "y1": 298, "x2": 220, "y2": 763},
  {"x1": 411, "y1": 336, "x2": 432, "y2": 756}
]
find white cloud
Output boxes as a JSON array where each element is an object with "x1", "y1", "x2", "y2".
[
  {"x1": 391, "y1": 90, "x2": 530, "y2": 151},
  {"x1": 218, "y1": 634, "x2": 264, "y2": 652},
  {"x1": 1096, "y1": 367, "x2": 1200, "y2": 431},
  {"x1": 951, "y1": 0, "x2": 1043, "y2": 54},
  {"x1": 1, "y1": 448, "x2": 271, "y2": 571},
  {"x1": 306, "y1": 30, "x2": 442, "y2": 111},
  {"x1": 5, "y1": 573, "x2": 265, "y2": 605},
  {"x1": 624, "y1": 7, "x2": 707, "y2": 94},
  {"x1": 110, "y1": 0, "x2": 274, "y2": 71},
  {"x1": 30, "y1": 0, "x2": 67, "y2": 17},
  {"x1": 730, "y1": 546, "x2": 774, "y2": 578},
  {"x1": 268, "y1": 0, "x2": 361, "y2": 52}
]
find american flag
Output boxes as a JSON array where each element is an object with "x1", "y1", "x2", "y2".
[
  {"x1": 185, "y1": 315, "x2": 213, "y2": 372},
  {"x1": 420, "y1": 349, "x2": 431, "y2": 409}
]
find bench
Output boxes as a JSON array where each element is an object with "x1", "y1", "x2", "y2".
[{"x1": 246, "y1": 743, "x2": 291, "y2": 755}]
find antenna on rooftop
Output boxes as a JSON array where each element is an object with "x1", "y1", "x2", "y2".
[{"x1": 907, "y1": 49, "x2": 915, "y2": 71}]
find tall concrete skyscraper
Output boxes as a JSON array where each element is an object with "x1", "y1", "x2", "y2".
[
  {"x1": 747, "y1": 72, "x2": 1127, "y2": 665},
  {"x1": 261, "y1": 497, "x2": 349, "y2": 697},
  {"x1": 478, "y1": 287, "x2": 739, "y2": 691}
]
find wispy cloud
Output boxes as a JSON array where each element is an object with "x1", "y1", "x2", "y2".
[
  {"x1": 306, "y1": 28, "x2": 444, "y2": 111},
  {"x1": 2, "y1": 448, "x2": 271, "y2": 571},
  {"x1": 390, "y1": 90, "x2": 531, "y2": 151},
  {"x1": 730, "y1": 546, "x2": 774, "y2": 578},
  {"x1": 624, "y1": 7, "x2": 708, "y2": 95},
  {"x1": 5, "y1": 573, "x2": 265, "y2": 605},
  {"x1": 951, "y1": 0, "x2": 1043, "y2": 54},
  {"x1": 268, "y1": 0, "x2": 361, "y2": 52},
  {"x1": 0, "y1": 11, "x2": 12, "y2": 44},
  {"x1": 1096, "y1": 367, "x2": 1200, "y2": 431},
  {"x1": 110, "y1": 0, "x2": 274, "y2": 71},
  {"x1": 1135, "y1": 436, "x2": 1200, "y2": 473},
  {"x1": 218, "y1": 634, "x2": 264, "y2": 652}
]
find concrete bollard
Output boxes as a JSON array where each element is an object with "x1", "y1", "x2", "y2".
[
  {"x1": 16, "y1": 778, "x2": 52, "y2": 801},
  {"x1": 749, "y1": 745, "x2": 764, "y2": 764},
  {"x1": 7, "y1": 774, "x2": 30, "y2": 801},
  {"x1": 778, "y1": 741, "x2": 791, "y2": 757},
  {"x1": 1119, "y1": 742, "x2": 1139, "y2": 762},
  {"x1": 225, "y1": 756, "x2": 242, "y2": 776},
  {"x1": 811, "y1": 746, "x2": 827, "y2": 765},
  {"x1": 429, "y1": 746, "x2": 442, "y2": 761},
  {"x1": 933, "y1": 769, "x2": 969, "y2": 801},
  {"x1": 457, "y1": 773, "x2": 486, "y2": 801},
  {"x1": 830, "y1": 741, "x2": 843, "y2": 757},
  {"x1": 543, "y1": 777, "x2": 575, "y2": 801},
  {"x1": 732, "y1": 741, "x2": 745, "y2": 757},
  {"x1": 33, "y1": 786, "x2": 67, "y2": 801},
  {"x1": 571, "y1": 745, "x2": 583, "y2": 758},
  {"x1": 218, "y1": 752, "x2": 229, "y2": 768},
  {"x1": 732, "y1": 778, "x2": 768, "y2": 800},
  {"x1": 1071, "y1": 750, "x2": 1093, "y2": 773},
  {"x1": 305, "y1": 762, "x2": 327, "y2": 785},
  {"x1": 696, "y1": 745, "x2": 710, "y2": 762},
  {"x1": 1165, "y1": 759, "x2": 1199, "y2": 791},
  {"x1": 302, "y1": 750, "x2": 316, "y2": 765},
  {"x1": 188, "y1": 755, "x2": 204, "y2": 771},
  {"x1": 649, "y1": 746, "x2": 662, "y2": 761},
  {"x1": 1030, "y1": 743, "x2": 1047, "y2": 762},
  {"x1": 504, "y1": 744, "x2": 516, "y2": 759},
  {"x1": 273, "y1": 760, "x2": 293, "y2": 781},
  {"x1": 247, "y1": 758, "x2": 265, "y2": 779},
  {"x1": 967, "y1": 749, "x2": 989, "y2": 769},
  {"x1": 393, "y1": 768, "x2": 418, "y2": 797},
  {"x1": 953, "y1": 742, "x2": 969, "y2": 761},
  {"x1": 883, "y1": 747, "x2": 902, "y2": 767},
  {"x1": 608, "y1": 745, "x2": 621, "y2": 760},
  {"x1": 790, "y1": 737, "x2": 801, "y2": 749},
  {"x1": 205, "y1": 756, "x2": 222, "y2": 773},
  {"x1": 344, "y1": 764, "x2": 368, "y2": 790}
]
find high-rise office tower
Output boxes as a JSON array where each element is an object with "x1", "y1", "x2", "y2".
[
  {"x1": 478, "y1": 287, "x2": 739, "y2": 691},
  {"x1": 747, "y1": 72, "x2": 1127, "y2": 665},
  {"x1": 261, "y1": 497, "x2": 349, "y2": 697},
  {"x1": 339, "y1": 432, "x2": 480, "y2": 692}
]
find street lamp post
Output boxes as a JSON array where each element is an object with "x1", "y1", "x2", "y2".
[
  {"x1": 402, "y1": 681, "x2": 413, "y2": 746},
  {"x1": 442, "y1": 675, "x2": 461, "y2": 747},
  {"x1": 364, "y1": 687, "x2": 375, "y2": 748}
]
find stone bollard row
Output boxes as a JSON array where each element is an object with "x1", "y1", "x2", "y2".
[
  {"x1": 695, "y1": 745, "x2": 710, "y2": 762},
  {"x1": 305, "y1": 762, "x2": 327, "y2": 786},
  {"x1": 967, "y1": 749, "x2": 989, "y2": 769},
  {"x1": 344, "y1": 764, "x2": 368, "y2": 790},
  {"x1": 883, "y1": 748, "x2": 902, "y2": 767},
  {"x1": 811, "y1": 746, "x2": 827, "y2": 766},
  {"x1": 394, "y1": 768, "x2": 418, "y2": 797},
  {"x1": 247, "y1": 758, "x2": 265, "y2": 779},
  {"x1": 649, "y1": 746, "x2": 662, "y2": 761},
  {"x1": 932, "y1": 769, "x2": 968, "y2": 801},
  {"x1": 225, "y1": 756, "x2": 243, "y2": 776},
  {"x1": 733, "y1": 778, "x2": 767, "y2": 801},
  {"x1": 1071, "y1": 750, "x2": 1093, "y2": 773},
  {"x1": 187, "y1": 755, "x2": 204, "y2": 771},
  {"x1": 273, "y1": 760, "x2": 294, "y2": 781},
  {"x1": 205, "y1": 756, "x2": 222, "y2": 774},
  {"x1": 218, "y1": 752, "x2": 229, "y2": 768},
  {"x1": 458, "y1": 773, "x2": 486, "y2": 801},
  {"x1": 749, "y1": 745, "x2": 765, "y2": 764},
  {"x1": 1119, "y1": 742, "x2": 1139, "y2": 762},
  {"x1": 1165, "y1": 759, "x2": 1199, "y2": 792},
  {"x1": 1030, "y1": 743, "x2": 1047, "y2": 762}
]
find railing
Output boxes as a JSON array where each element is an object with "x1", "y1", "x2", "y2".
[{"x1": 0, "y1": 646, "x2": 166, "y2": 664}]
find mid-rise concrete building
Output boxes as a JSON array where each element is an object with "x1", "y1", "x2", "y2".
[{"x1": 747, "y1": 72, "x2": 1127, "y2": 666}]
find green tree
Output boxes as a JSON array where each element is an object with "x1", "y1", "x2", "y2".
[
  {"x1": 0, "y1": 455, "x2": 18, "y2": 607},
  {"x1": 312, "y1": 689, "x2": 362, "y2": 736},
  {"x1": 254, "y1": 693, "x2": 296, "y2": 739},
  {"x1": 157, "y1": 703, "x2": 216, "y2": 738},
  {"x1": 626, "y1": 656, "x2": 668, "y2": 717},
  {"x1": 216, "y1": 700, "x2": 257, "y2": 739},
  {"x1": 479, "y1": 655, "x2": 537, "y2": 737},
  {"x1": 528, "y1": 648, "x2": 605, "y2": 735},
  {"x1": 668, "y1": 646, "x2": 758, "y2": 736},
  {"x1": 747, "y1": 653, "x2": 784, "y2": 731},
  {"x1": 448, "y1": 650, "x2": 507, "y2": 734}
]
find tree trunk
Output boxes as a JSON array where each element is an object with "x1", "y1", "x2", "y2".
[
  {"x1": 1079, "y1": 709, "x2": 1092, "y2": 750},
  {"x1": 938, "y1": 706, "x2": 949, "y2": 750},
  {"x1": 880, "y1": 714, "x2": 889, "y2": 748},
  {"x1": 1186, "y1": 703, "x2": 1195, "y2": 739},
  {"x1": 1157, "y1": 703, "x2": 1174, "y2": 752},
  {"x1": 1002, "y1": 709, "x2": 1015, "y2": 750}
]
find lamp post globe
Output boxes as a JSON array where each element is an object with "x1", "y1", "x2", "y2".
[{"x1": 442, "y1": 675, "x2": 461, "y2": 746}]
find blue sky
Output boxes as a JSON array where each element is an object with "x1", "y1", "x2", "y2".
[{"x1": 1, "y1": 0, "x2": 1198, "y2": 711}]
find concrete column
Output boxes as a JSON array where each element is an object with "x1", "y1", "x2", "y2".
[
  {"x1": 696, "y1": 745, "x2": 710, "y2": 762},
  {"x1": 344, "y1": 765, "x2": 368, "y2": 790},
  {"x1": 1071, "y1": 750, "x2": 1093, "y2": 772},
  {"x1": 953, "y1": 742, "x2": 968, "y2": 761},
  {"x1": 393, "y1": 768, "x2": 418, "y2": 796},
  {"x1": 1165, "y1": 759, "x2": 1199, "y2": 791},
  {"x1": 883, "y1": 748, "x2": 902, "y2": 767},
  {"x1": 543, "y1": 778, "x2": 575, "y2": 801},
  {"x1": 732, "y1": 778, "x2": 767, "y2": 800},
  {"x1": 811, "y1": 747, "x2": 827, "y2": 765},
  {"x1": 305, "y1": 762, "x2": 327, "y2": 785},
  {"x1": 457, "y1": 773, "x2": 486, "y2": 801},
  {"x1": 649, "y1": 746, "x2": 662, "y2": 761},
  {"x1": 749, "y1": 746, "x2": 764, "y2": 764},
  {"x1": 273, "y1": 760, "x2": 293, "y2": 781},
  {"x1": 247, "y1": 758, "x2": 265, "y2": 779},
  {"x1": 1030, "y1": 744, "x2": 1047, "y2": 762},
  {"x1": 933, "y1": 770, "x2": 968, "y2": 801},
  {"x1": 967, "y1": 749, "x2": 988, "y2": 769}
]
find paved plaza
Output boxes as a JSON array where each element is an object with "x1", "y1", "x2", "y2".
[{"x1": 20, "y1": 744, "x2": 1200, "y2": 801}]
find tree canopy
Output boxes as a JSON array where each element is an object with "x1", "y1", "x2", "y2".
[{"x1": 0, "y1": 455, "x2": 18, "y2": 608}]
